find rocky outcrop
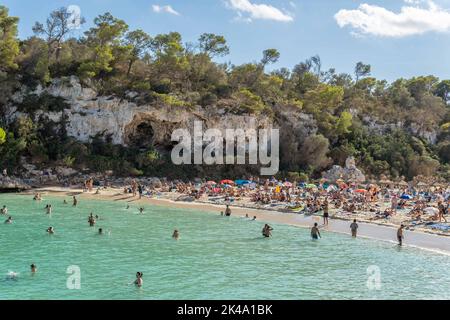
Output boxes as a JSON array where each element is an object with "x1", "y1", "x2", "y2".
[
  {"x1": 322, "y1": 157, "x2": 366, "y2": 183},
  {"x1": 0, "y1": 176, "x2": 31, "y2": 191},
  {"x1": 8, "y1": 76, "x2": 282, "y2": 150}
]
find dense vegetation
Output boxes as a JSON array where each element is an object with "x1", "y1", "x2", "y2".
[{"x1": 0, "y1": 6, "x2": 449, "y2": 181}]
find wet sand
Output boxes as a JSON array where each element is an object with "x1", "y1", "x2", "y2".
[{"x1": 25, "y1": 187, "x2": 450, "y2": 255}]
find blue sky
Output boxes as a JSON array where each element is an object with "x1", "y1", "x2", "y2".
[{"x1": 3, "y1": 0, "x2": 450, "y2": 82}]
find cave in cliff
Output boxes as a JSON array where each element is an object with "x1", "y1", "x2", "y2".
[{"x1": 127, "y1": 121, "x2": 155, "y2": 149}]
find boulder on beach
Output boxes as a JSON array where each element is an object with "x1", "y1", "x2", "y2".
[{"x1": 322, "y1": 157, "x2": 366, "y2": 183}]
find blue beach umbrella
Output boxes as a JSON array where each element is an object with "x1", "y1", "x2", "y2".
[
  {"x1": 400, "y1": 194, "x2": 413, "y2": 200},
  {"x1": 235, "y1": 180, "x2": 252, "y2": 186}
]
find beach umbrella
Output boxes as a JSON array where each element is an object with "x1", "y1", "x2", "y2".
[
  {"x1": 206, "y1": 181, "x2": 217, "y2": 185},
  {"x1": 235, "y1": 180, "x2": 252, "y2": 186},
  {"x1": 220, "y1": 180, "x2": 234, "y2": 185},
  {"x1": 400, "y1": 194, "x2": 413, "y2": 200},
  {"x1": 354, "y1": 189, "x2": 368, "y2": 193},
  {"x1": 305, "y1": 184, "x2": 317, "y2": 189},
  {"x1": 283, "y1": 182, "x2": 293, "y2": 187}
]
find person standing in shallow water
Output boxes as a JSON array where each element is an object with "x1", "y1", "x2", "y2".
[
  {"x1": 323, "y1": 201, "x2": 329, "y2": 226},
  {"x1": 31, "y1": 264, "x2": 37, "y2": 274},
  {"x1": 134, "y1": 272, "x2": 143, "y2": 287},
  {"x1": 88, "y1": 213, "x2": 96, "y2": 227},
  {"x1": 262, "y1": 224, "x2": 273, "y2": 238},
  {"x1": 225, "y1": 205, "x2": 231, "y2": 217},
  {"x1": 72, "y1": 196, "x2": 77, "y2": 207},
  {"x1": 350, "y1": 219, "x2": 359, "y2": 238},
  {"x1": 311, "y1": 223, "x2": 321, "y2": 240},
  {"x1": 172, "y1": 230, "x2": 180, "y2": 240},
  {"x1": 397, "y1": 225, "x2": 405, "y2": 246}
]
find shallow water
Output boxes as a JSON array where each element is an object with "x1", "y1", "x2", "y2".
[{"x1": 0, "y1": 194, "x2": 449, "y2": 300}]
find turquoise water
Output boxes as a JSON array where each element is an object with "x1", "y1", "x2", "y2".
[{"x1": 0, "y1": 194, "x2": 450, "y2": 300}]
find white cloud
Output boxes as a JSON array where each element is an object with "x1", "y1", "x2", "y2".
[
  {"x1": 226, "y1": 0, "x2": 294, "y2": 22},
  {"x1": 335, "y1": 0, "x2": 450, "y2": 37},
  {"x1": 152, "y1": 4, "x2": 180, "y2": 16}
]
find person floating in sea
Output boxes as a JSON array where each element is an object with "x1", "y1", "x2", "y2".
[
  {"x1": 63, "y1": 199, "x2": 67, "y2": 205},
  {"x1": 252, "y1": 216, "x2": 257, "y2": 221},
  {"x1": 139, "y1": 207, "x2": 144, "y2": 214},
  {"x1": 72, "y1": 196, "x2": 78, "y2": 207},
  {"x1": 45, "y1": 204, "x2": 52, "y2": 215},
  {"x1": 88, "y1": 213, "x2": 96, "y2": 227},
  {"x1": 4, "y1": 216, "x2": 13, "y2": 224},
  {"x1": 30, "y1": 264, "x2": 37, "y2": 274},
  {"x1": 397, "y1": 225, "x2": 405, "y2": 246},
  {"x1": 98, "y1": 228, "x2": 103, "y2": 235},
  {"x1": 47, "y1": 227, "x2": 55, "y2": 234},
  {"x1": 350, "y1": 219, "x2": 359, "y2": 238},
  {"x1": 262, "y1": 224, "x2": 273, "y2": 238},
  {"x1": 1, "y1": 205, "x2": 7, "y2": 215},
  {"x1": 311, "y1": 223, "x2": 321, "y2": 240},
  {"x1": 323, "y1": 200, "x2": 329, "y2": 226},
  {"x1": 33, "y1": 193, "x2": 42, "y2": 201},
  {"x1": 225, "y1": 205, "x2": 231, "y2": 217},
  {"x1": 134, "y1": 272, "x2": 143, "y2": 287},
  {"x1": 172, "y1": 229, "x2": 180, "y2": 240}
]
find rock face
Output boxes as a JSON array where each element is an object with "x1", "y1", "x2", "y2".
[
  {"x1": 322, "y1": 157, "x2": 366, "y2": 183},
  {"x1": 8, "y1": 76, "x2": 285, "y2": 151},
  {"x1": 0, "y1": 176, "x2": 31, "y2": 191}
]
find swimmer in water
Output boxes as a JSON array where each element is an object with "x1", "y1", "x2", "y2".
[
  {"x1": 311, "y1": 223, "x2": 321, "y2": 240},
  {"x1": 47, "y1": 227, "x2": 55, "y2": 234},
  {"x1": 63, "y1": 199, "x2": 67, "y2": 205},
  {"x1": 134, "y1": 272, "x2": 143, "y2": 287},
  {"x1": 72, "y1": 196, "x2": 77, "y2": 207},
  {"x1": 4, "y1": 216, "x2": 12, "y2": 224},
  {"x1": 1, "y1": 205, "x2": 7, "y2": 215},
  {"x1": 88, "y1": 213, "x2": 96, "y2": 227},
  {"x1": 46, "y1": 204, "x2": 52, "y2": 215},
  {"x1": 220, "y1": 211, "x2": 224, "y2": 216},
  {"x1": 31, "y1": 264, "x2": 37, "y2": 274},
  {"x1": 172, "y1": 229, "x2": 180, "y2": 240},
  {"x1": 126, "y1": 205, "x2": 130, "y2": 210},
  {"x1": 98, "y1": 228, "x2": 103, "y2": 235},
  {"x1": 252, "y1": 216, "x2": 257, "y2": 221},
  {"x1": 139, "y1": 207, "x2": 144, "y2": 214},
  {"x1": 262, "y1": 224, "x2": 273, "y2": 238}
]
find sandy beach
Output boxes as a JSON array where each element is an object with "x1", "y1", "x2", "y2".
[{"x1": 23, "y1": 186, "x2": 450, "y2": 255}]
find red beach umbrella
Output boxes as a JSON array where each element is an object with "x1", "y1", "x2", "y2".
[{"x1": 220, "y1": 180, "x2": 234, "y2": 185}]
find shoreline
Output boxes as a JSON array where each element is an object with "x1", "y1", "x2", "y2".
[{"x1": 19, "y1": 186, "x2": 450, "y2": 256}]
